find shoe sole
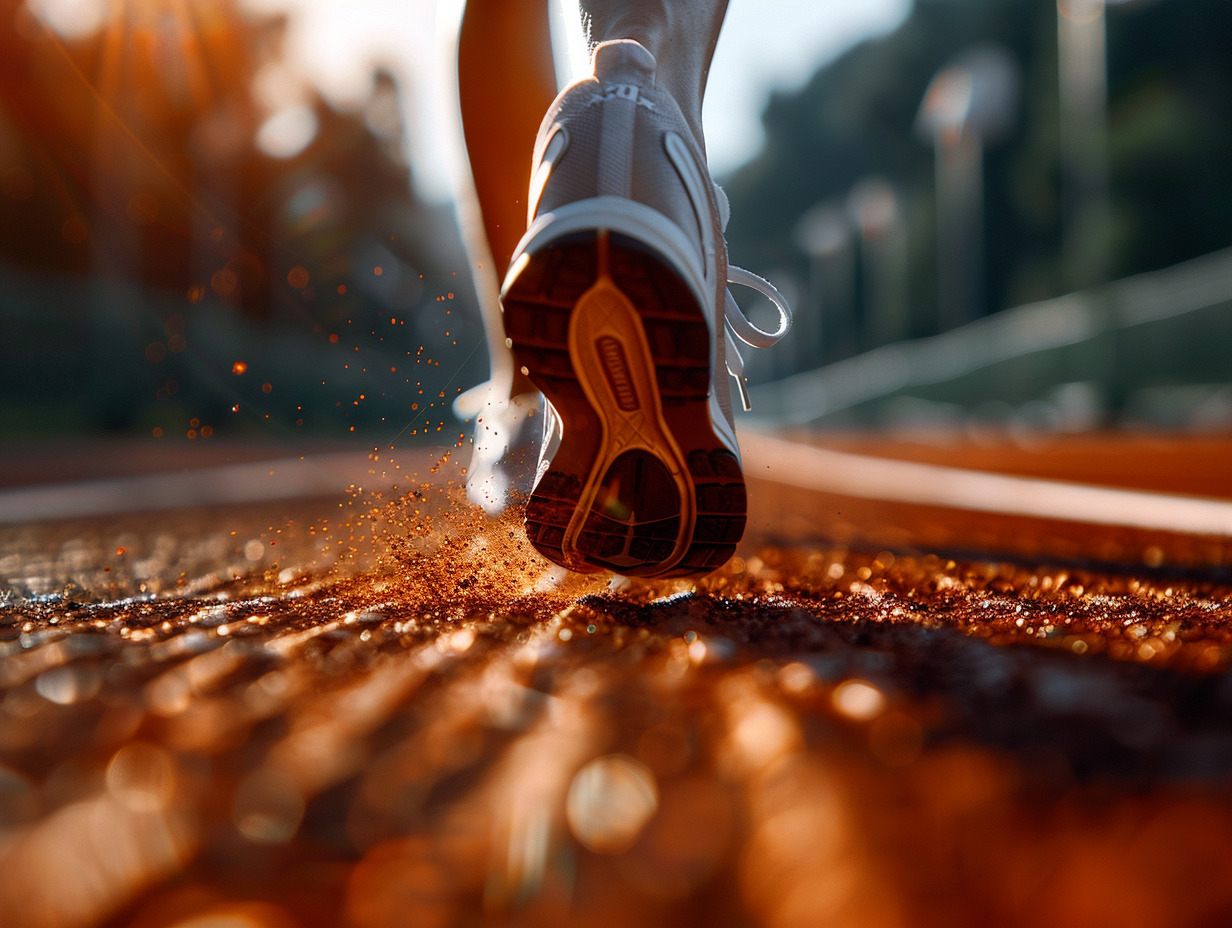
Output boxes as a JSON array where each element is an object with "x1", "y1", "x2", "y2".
[{"x1": 502, "y1": 229, "x2": 745, "y2": 577}]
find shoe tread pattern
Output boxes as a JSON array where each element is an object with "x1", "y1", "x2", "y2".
[{"x1": 504, "y1": 232, "x2": 745, "y2": 577}]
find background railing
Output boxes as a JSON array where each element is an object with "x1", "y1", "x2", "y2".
[{"x1": 747, "y1": 245, "x2": 1232, "y2": 431}]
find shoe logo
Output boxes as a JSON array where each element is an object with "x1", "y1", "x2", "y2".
[
  {"x1": 608, "y1": 84, "x2": 639, "y2": 101},
  {"x1": 587, "y1": 87, "x2": 655, "y2": 110},
  {"x1": 597, "y1": 336, "x2": 640, "y2": 411}
]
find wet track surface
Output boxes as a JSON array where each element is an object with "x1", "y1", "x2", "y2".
[{"x1": 3, "y1": 439, "x2": 1232, "y2": 927}]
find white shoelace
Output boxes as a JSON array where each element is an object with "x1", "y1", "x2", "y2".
[
  {"x1": 713, "y1": 184, "x2": 793, "y2": 410},
  {"x1": 723, "y1": 268, "x2": 792, "y2": 411}
]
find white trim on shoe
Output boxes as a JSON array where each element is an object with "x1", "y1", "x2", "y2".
[
  {"x1": 501, "y1": 196, "x2": 741, "y2": 458},
  {"x1": 505, "y1": 196, "x2": 710, "y2": 303}
]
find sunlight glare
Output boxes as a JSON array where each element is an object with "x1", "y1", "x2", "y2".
[
  {"x1": 25, "y1": 0, "x2": 109, "y2": 40},
  {"x1": 256, "y1": 105, "x2": 319, "y2": 159}
]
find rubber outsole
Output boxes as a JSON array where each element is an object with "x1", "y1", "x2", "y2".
[{"x1": 502, "y1": 230, "x2": 746, "y2": 577}]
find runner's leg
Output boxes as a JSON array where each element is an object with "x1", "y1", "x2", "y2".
[
  {"x1": 580, "y1": 0, "x2": 729, "y2": 149},
  {"x1": 456, "y1": 0, "x2": 557, "y2": 398},
  {"x1": 453, "y1": 0, "x2": 558, "y2": 512}
]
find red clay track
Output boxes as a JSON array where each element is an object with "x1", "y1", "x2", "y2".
[{"x1": 1, "y1": 433, "x2": 1231, "y2": 928}]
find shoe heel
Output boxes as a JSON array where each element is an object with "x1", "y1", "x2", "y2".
[{"x1": 505, "y1": 230, "x2": 746, "y2": 576}]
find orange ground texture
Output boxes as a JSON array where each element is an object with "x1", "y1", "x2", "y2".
[{"x1": 2, "y1": 434, "x2": 1232, "y2": 928}]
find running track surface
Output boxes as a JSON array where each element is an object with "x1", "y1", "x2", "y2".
[{"x1": 2, "y1": 433, "x2": 1231, "y2": 928}]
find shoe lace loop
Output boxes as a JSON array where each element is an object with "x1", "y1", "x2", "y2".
[
  {"x1": 722, "y1": 264, "x2": 792, "y2": 412},
  {"x1": 712, "y1": 183, "x2": 792, "y2": 411},
  {"x1": 725, "y1": 265, "x2": 792, "y2": 348}
]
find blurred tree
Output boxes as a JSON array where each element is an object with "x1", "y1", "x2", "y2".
[
  {"x1": 0, "y1": 0, "x2": 479, "y2": 439},
  {"x1": 723, "y1": 0, "x2": 1232, "y2": 368},
  {"x1": 1106, "y1": 0, "x2": 1232, "y2": 275}
]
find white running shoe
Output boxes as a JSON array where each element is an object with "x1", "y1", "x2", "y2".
[{"x1": 500, "y1": 39, "x2": 790, "y2": 577}]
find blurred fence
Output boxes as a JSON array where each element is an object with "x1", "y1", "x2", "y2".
[{"x1": 748, "y1": 244, "x2": 1232, "y2": 431}]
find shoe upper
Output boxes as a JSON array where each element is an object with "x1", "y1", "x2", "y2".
[
  {"x1": 518, "y1": 39, "x2": 790, "y2": 421},
  {"x1": 459, "y1": 40, "x2": 788, "y2": 530},
  {"x1": 495, "y1": 40, "x2": 792, "y2": 574},
  {"x1": 528, "y1": 41, "x2": 720, "y2": 282}
]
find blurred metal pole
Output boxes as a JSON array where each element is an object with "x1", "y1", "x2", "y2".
[
  {"x1": 918, "y1": 67, "x2": 984, "y2": 333},
  {"x1": 795, "y1": 203, "x2": 855, "y2": 363},
  {"x1": 934, "y1": 126, "x2": 984, "y2": 331},
  {"x1": 846, "y1": 178, "x2": 910, "y2": 348},
  {"x1": 917, "y1": 47, "x2": 1019, "y2": 333},
  {"x1": 1057, "y1": 0, "x2": 1112, "y2": 289}
]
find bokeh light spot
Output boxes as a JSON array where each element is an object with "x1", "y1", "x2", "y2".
[
  {"x1": 211, "y1": 269, "x2": 239, "y2": 298},
  {"x1": 106, "y1": 742, "x2": 178, "y2": 813},
  {"x1": 566, "y1": 754, "x2": 658, "y2": 854},
  {"x1": 233, "y1": 766, "x2": 304, "y2": 845},
  {"x1": 256, "y1": 106, "x2": 319, "y2": 159},
  {"x1": 26, "y1": 0, "x2": 108, "y2": 40},
  {"x1": 832, "y1": 679, "x2": 887, "y2": 721}
]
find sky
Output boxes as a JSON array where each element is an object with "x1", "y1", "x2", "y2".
[{"x1": 238, "y1": 0, "x2": 911, "y2": 200}]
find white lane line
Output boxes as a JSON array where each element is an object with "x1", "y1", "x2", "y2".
[
  {"x1": 0, "y1": 451, "x2": 458, "y2": 525},
  {"x1": 0, "y1": 454, "x2": 359, "y2": 524},
  {"x1": 742, "y1": 433, "x2": 1232, "y2": 538}
]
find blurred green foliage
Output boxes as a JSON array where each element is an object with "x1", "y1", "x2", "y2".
[{"x1": 725, "y1": 0, "x2": 1232, "y2": 356}]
